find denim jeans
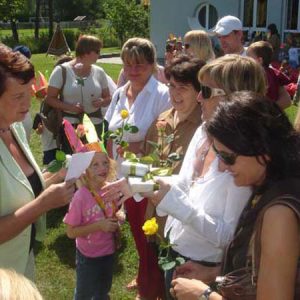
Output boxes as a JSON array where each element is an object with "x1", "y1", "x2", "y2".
[{"x1": 75, "y1": 249, "x2": 114, "y2": 300}]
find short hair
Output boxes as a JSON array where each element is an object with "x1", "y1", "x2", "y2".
[
  {"x1": 121, "y1": 37, "x2": 156, "y2": 65},
  {"x1": 247, "y1": 41, "x2": 273, "y2": 67},
  {"x1": 207, "y1": 91, "x2": 300, "y2": 181},
  {"x1": 0, "y1": 43, "x2": 35, "y2": 97},
  {"x1": 75, "y1": 35, "x2": 103, "y2": 57},
  {"x1": 198, "y1": 54, "x2": 267, "y2": 95},
  {"x1": 184, "y1": 30, "x2": 215, "y2": 61},
  {"x1": 0, "y1": 268, "x2": 43, "y2": 300},
  {"x1": 164, "y1": 55, "x2": 205, "y2": 92}
]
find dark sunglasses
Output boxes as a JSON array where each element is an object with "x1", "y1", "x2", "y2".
[
  {"x1": 201, "y1": 86, "x2": 226, "y2": 99},
  {"x1": 184, "y1": 43, "x2": 190, "y2": 49},
  {"x1": 212, "y1": 143, "x2": 238, "y2": 166}
]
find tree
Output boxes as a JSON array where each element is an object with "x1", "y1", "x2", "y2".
[
  {"x1": 34, "y1": 0, "x2": 41, "y2": 39},
  {"x1": 103, "y1": 0, "x2": 149, "y2": 45},
  {"x1": 0, "y1": 0, "x2": 25, "y2": 42},
  {"x1": 48, "y1": 0, "x2": 53, "y2": 39}
]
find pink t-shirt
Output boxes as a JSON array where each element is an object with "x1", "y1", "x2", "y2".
[{"x1": 63, "y1": 186, "x2": 115, "y2": 258}]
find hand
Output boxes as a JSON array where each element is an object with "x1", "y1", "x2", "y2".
[
  {"x1": 36, "y1": 123, "x2": 43, "y2": 135},
  {"x1": 101, "y1": 178, "x2": 133, "y2": 205},
  {"x1": 171, "y1": 278, "x2": 210, "y2": 300},
  {"x1": 97, "y1": 218, "x2": 119, "y2": 232},
  {"x1": 174, "y1": 260, "x2": 221, "y2": 283},
  {"x1": 115, "y1": 209, "x2": 126, "y2": 224},
  {"x1": 39, "y1": 179, "x2": 76, "y2": 210},
  {"x1": 92, "y1": 99, "x2": 104, "y2": 108},
  {"x1": 68, "y1": 103, "x2": 84, "y2": 114},
  {"x1": 116, "y1": 145, "x2": 125, "y2": 158},
  {"x1": 148, "y1": 178, "x2": 171, "y2": 206}
]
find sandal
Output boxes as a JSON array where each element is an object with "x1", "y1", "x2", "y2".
[{"x1": 126, "y1": 278, "x2": 138, "y2": 290}]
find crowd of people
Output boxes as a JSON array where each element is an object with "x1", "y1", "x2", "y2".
[{"x1": 1, "y1": 13, "x2": 300, "y2": 300}]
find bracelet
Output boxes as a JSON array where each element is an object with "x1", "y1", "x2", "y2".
[{"x1": 199, "y1": 287, "x2": 213, "y2": 300}]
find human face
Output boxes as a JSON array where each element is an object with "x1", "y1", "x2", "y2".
[
  {"x1": 213, "y1": 139, "x2": 267, "y2": 187},
  {"x1": 84, "y1": 49, "x2": 100, "y2": 64},
  {"x1": 123, "y1": 59, "x2": 154, "y2": 86},
  {"x1": 168, "y1": 77, "x2": 198, "y2": 115},
  {"x1": 197, "y1": 74, "x2": 225, "y2": 122},
  {"x1": 183, "y1": 39, "x2": 193, "y2": 57},
  {"x1": 87, "y1": 153, "x2": 110, "y2": 186},
  {"x1": 0, "y1": 77, "x2": 32, "y2": 127},
  {"x1": 218, "y1": 31, "x2": 243, "y2": 54}
]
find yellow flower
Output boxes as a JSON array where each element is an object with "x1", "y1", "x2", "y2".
[
  {"x1": 142, "y1": 217, "x2": 158, "y2": 235},
  {"x1": 120, "y1": 109, "x2": 129, "y2": 119}
]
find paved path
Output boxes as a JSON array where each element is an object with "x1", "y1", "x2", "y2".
[{"x1": 98, "y1": 57, "x2": 122, "y2": 64}]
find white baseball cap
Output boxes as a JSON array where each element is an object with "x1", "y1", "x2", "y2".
[{"x1": 213, "y1": 15, "x2": 243, "y2": 36}]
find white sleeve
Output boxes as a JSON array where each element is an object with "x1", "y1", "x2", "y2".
[
  {"x1": 98, "y1": 68, "x2": 108, "y2": 90},
  {"x1": 105, "y1": 88, "x2": 121, "y2": 123},
  {"x1": 48, "y1": 66, "x2": 63, "y2": 89},
  {"x1": 157, "y1": 176, "x2": 251, "y2": 248}
]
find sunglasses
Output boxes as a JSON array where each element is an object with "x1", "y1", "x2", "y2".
[
  {"x1": 212, "y1": 143, "x2": 238, "y2": 166},
  {"x1": 201, "y1": 86, "x2": 226, "y2": 99}
]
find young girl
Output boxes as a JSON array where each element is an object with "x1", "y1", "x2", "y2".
[{"x1": 64, "y1": 144, "x2": 121, "y2": 300}]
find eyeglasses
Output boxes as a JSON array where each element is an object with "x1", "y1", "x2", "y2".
[
  {"x1": 184, "y1": 43, "x2": 190, "y2": 49},
  {"x1": 212, "y1": 143, "x2": 238, "y2": 166},
  {"x1": 123, "y1": 63, "x2": 148, "y2": 71},
  {"x1": 201, "y1": 86, "x2": 226, "y2": 99}
]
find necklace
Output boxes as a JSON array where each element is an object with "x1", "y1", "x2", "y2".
[{"x1": 0, "y1": 127, "x2": 10, "y2": 134}]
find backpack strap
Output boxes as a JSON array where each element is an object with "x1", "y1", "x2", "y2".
[{"x1": 58, "y1": 65, "x2": 67, "y2": 101}]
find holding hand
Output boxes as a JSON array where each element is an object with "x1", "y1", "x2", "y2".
[
  {"x1": 97, "y1": 218, "x2": 119, "y2": 232},
  {"x1": 147, "y1": 178, "x2": 171, "y2": 206},
  {"x1": 69, "y1": 103, "x2": 84, "y2": 114}
]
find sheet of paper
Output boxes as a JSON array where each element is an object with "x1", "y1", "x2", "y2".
[{"x1": 65, "y1": 152, "x2": 95, "y2": 181}]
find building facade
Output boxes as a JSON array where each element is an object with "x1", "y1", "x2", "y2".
[{"x1": 150, "y1": 0, "x2": 300, "y2": 60}]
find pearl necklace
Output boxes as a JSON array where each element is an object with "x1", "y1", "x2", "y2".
[{"x1": 0, "y1": 127, "x2": 10, "y2": 134}]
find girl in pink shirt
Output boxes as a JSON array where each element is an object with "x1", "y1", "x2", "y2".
[{"x1": 64, "y1": 150, "x2": 122, "y2": 300}]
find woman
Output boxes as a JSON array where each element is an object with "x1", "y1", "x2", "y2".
[
  {"x1": 0, "y1": 44, "x2": 75, "y2": 279},
  {"x1": 267, "y1": 23, "x2": 281, "y2": 62},
  {"x1": 101, "y1": 55, "x2": 266, "y2": 299},
  {"x1": 46, "y1": 35, "x2": 110, "y2": 144},
  {"x1": 183, "y1": 30, "x2": 215, "y2": 62},
  {"x1": 105, "y1": 37, "x2": 171, "y2": 300},
  {"x1": 137, "y1": 55, "x2": 204, "y2": 299},
  {"x1": 171, "y1": 91, "x2": 300, "y2": 300}
]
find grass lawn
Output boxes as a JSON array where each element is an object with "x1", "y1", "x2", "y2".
[{"x1": 30, "y1": 53, "x2": 138, "y2": 300}]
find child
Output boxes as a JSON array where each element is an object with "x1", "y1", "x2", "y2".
[
  {"x1": 247, "y1": 41, "x2": 292, "y2": 110},
  {"x1": 63, "y1": 143, "x2": 122, "y2": 300}
]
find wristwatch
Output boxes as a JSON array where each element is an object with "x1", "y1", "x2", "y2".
[{"x1": 199, "y1": 287, "x2": 213, "y2": 299}]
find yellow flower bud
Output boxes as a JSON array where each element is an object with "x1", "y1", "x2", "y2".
[
  {"x1": 142, "y1": 217, "x2": 159, "y2": 235},
  {"x1": 120, "y1": 109, "x2": 129, "y2": 119}
]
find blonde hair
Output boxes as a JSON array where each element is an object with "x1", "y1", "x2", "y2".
[
  {"x1": 184, "y1": 30, "x2": 215, "y2": 62},
  {"x1": 198, "y1": 54, "x2": 267, "y2": 95},
  {"x1": 121, "y1": 37, "x2": 157, "y2": 65},
  {"x1": 75, "y1": 35, "x2": 103, "y2": 57},
  {"x1": 0, "y1": 269, "x2": 43, "y2": 300},
  {"x1": 81, "y1": 153, "x2": 117, "y2": 187}
]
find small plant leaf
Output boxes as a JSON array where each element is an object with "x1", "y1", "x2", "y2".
[
  {"x1": 55, "y1": 150, "x2": 66, "y2": 162},
  {"x1": 120, "y1": 140, "x2": 129, "y2": 148},
  {"x1": 47, "y1": 160, "x2": 63, "y2": 173},
  {"x1": 140, "y1": 156, "x2": 154, "y2": 165},
  {"x1": 175, "y1": 257, "x2": 185, "y2": 265},
  {"x1": 126, "y1": 125, "x2": 139, "y2": 133},
  {"x1": 161, "y1": 261, "x2": 176, "y2": 271}
]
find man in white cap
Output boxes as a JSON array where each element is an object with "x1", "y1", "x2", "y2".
[{"x1": 213, "y1": 15, "x2": 247, "y2": 56}]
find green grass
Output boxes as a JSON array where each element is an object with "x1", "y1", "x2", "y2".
[{"x1": 30, "y1": 53, "x2": 137, "y2": 300}]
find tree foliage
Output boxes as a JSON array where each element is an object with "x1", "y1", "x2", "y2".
[{"x1": 103, "y1": 0, "x2": 149, "y2": 45}]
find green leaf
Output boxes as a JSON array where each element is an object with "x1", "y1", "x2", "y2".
[
  {"x1": 124, "y1": 123, "x2": 131, "y2": 131},
  {"x1": 120, "y1": 140, "x2": 129, "y2": 148},
  {"x1": 140, "y1": 156, "x2": 154, "y2": 165},
  {"x1": 168, "y1": 153, "x2": 182, "y2": 161},
  {"x1": 109, "y1": 134, "x2": 118, "y2": 140},
  {"x1": 126, "y1": 125, "x2": 139, "y2": 133},
  {"x1": 161, "y1": 261, "x2": 176, "y2": 271},
  {"x1": 147, "y1": 140, "x2": 159, "y2": 150},
  {"x1": 55, "y1": 150, "x2": 66, "y2": 162},
  {"x1": 123, "y1": 151, "x2": 137, "y2": 159},
  {"x1": 47, "y1": 160, "x2": 64, "y2": 173},
  {"x1": 149, "y1": 152, "x2": 160, "y2": 162},
  {"x1": 175, "y1": 257, "x2": 185, "y2": 265}
]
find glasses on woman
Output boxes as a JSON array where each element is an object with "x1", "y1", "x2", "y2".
[
  {"x1": 201, "y1": 86, "x2": 226, "y2": 99},
  {"x1": 212, "y1": 143, "x2": 238, "y2": 165}
]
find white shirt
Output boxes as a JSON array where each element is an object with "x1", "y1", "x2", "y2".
[
  {"x1": 156, "y1": 125, "x2": 252, "y2": 262},
  {"x1": 105, "y1": 76, "x2": 171, "y2": 160},
  {"x1": 48, "y1": 62, "x2": 108, "y2": 124}
]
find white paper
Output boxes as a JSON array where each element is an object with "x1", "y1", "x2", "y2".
[{"x1": 65, "y1": 152, "x2": 95, "y2": 181}]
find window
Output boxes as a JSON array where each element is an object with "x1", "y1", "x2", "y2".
[
  {"x1": 286, "y1": 0, "x2": 299, "y2": 30},
  {"x1": 242, "y1": 0, "x2": 267, "y2": 28},
  {"x1": 197, "y1": 4, "x2": 218, "y2": 30}
]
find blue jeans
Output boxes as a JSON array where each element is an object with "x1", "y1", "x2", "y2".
[{"x1": 75, "y1": 249, "x2": 114, "y2": 300}]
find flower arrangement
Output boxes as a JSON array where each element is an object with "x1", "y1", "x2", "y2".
[
  {"x1": 105, "y1": 109, "x2": 138, "y2": 158},
  {"x1": 142, "y1": 217, "x2": 185, "y2": 271}
]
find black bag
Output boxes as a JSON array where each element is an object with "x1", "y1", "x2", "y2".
[{"x1": 40, "y1": 65, "x2": 67, "y2": 138}]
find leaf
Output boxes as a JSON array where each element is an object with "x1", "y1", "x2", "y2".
[
  {"x1": 109, "y1": 133, "x2": 118, "y2": 140},
  {"x1": 126, "y1": 125, "x2": 139, "y2": 133},
  {"x1": 123, "y1": 123, "x2": 131, "y2": 131},
  {"x1": 161, "y1": 261, "x2": 176, "y2": 271},
  {"x1": 168, "y1": 152, "x2": 182, "y2": 161},
  {"x1": 175, "y1": 257, "x2": 185, "y2": 266},
  {"x1": 47, "y1": 160, "x2": 64, "y2": 173},
  {"x1": 147, "y1": 140, "x2": 159, "y2": 150},
  {"x1": 55, "y1": 150, "x2": 66, "y2": 162},
  {"x1": 120, "y1": 140, "x2": 129, "y2": 148},
  {"x1": 123, "y1": 151, "x2": 137, "y2": 159},
  {"x1": 149, "y1": 152, "x2": 160, "y2": 162},
  {"x1": 140, "y1": 156, "x2": 155, "y2": 165}
]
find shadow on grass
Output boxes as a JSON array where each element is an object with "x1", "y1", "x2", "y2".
[{"x1": 46, "y1": 205, "x2": 69, "y2": 228}]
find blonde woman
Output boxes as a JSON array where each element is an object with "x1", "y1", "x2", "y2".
[{"x1": 183, "y1": 30, "x2": 215, "y2": 62}]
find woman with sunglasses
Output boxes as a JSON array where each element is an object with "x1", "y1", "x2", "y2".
[
  {"x1": 171, "y1": 91, "x2": 300, "y2": 300},
  {"x1": 101, "y1": 55, "x2": 266, "y2": 298}
]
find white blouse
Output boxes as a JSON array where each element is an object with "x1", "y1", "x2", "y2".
[{"x1": 156, "y1": 124, "x2": 252, "y2": 262}]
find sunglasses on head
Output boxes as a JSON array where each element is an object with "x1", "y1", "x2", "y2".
[
  {"x1": 201, "y1": 86, "x2": 226, "y2": 99},
  {"x1": 212, "y1": 143, "x2": 238, "y2": 166}
]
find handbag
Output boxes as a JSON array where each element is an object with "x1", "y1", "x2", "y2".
[{"x1": 217, "y1": 196, "x2": 300, "y2": 300}]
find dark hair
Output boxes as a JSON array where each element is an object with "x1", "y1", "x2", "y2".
[
  {"x1": 0, "y1": 43, "x2": 35, "y2": 97},
  {"x1": 267, "y1": 23, "x2": 279, "y2": 36},
  {"x1": 247, "y1": 41, "x2": 273, "y2": 67},
  {"x1": 164, "y1": 55, "x2": 205, "y2": 92},
  {"x1": 75, "y1": 35, "x2": 102, "y2": 57},
  {"x1": 207, "y1": 91, "x2": 300, "y2": 182}
]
